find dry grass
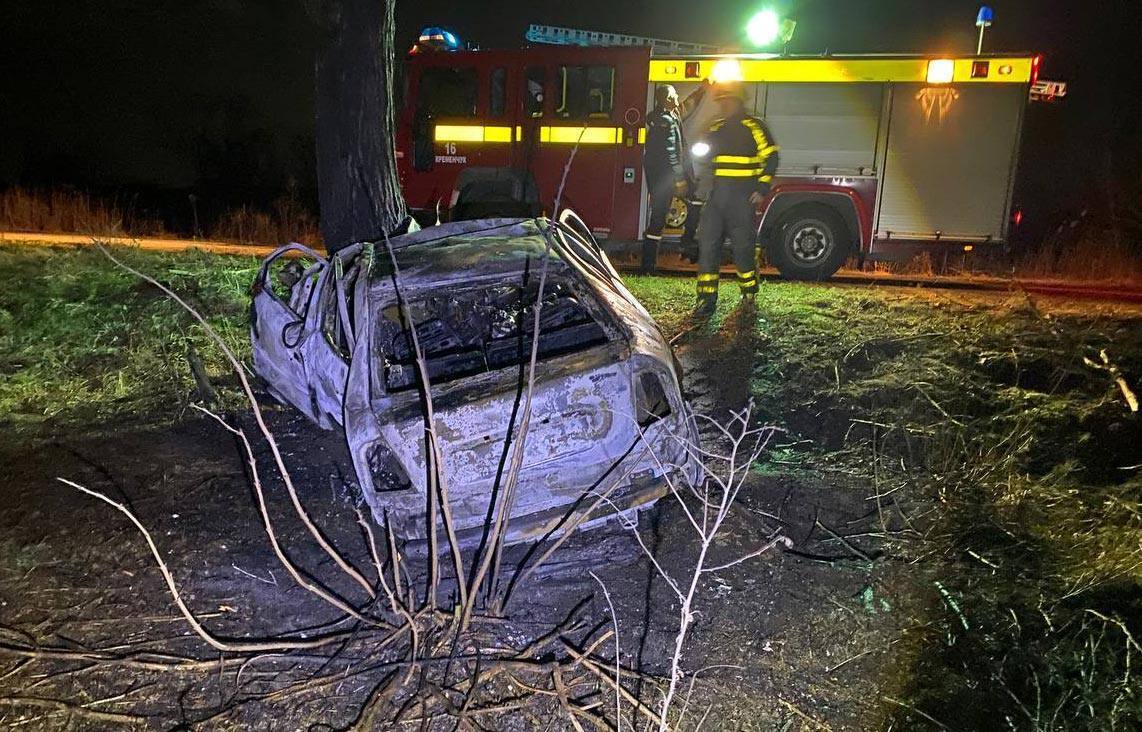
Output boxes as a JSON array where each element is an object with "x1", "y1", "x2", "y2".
[
  {"x1": 209, "y1": 196, "x2": 321, "y2": 246},
  {"x1": 1014, "y1": 218, "x2": 1142, "y2": 286},
  {"x1": 0, "y1": 186, "x2": 322, "y2": 246},
  {"x1": 0, "y1": 187, "x2": 160, "y2": 236},
  {"x1": 867, "y1": 251, "x2": 938, "y2": 277}
]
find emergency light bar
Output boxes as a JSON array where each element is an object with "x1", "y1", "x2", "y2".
[{"x1": 414, "y1": 26, "x2": 462, "y2": 53}]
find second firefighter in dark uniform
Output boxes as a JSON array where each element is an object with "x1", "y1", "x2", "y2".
[
  {"x1": 692, "y1": 83, "x2": 779, "y2": 316},
  {"x1": 641, "y1": 84, "x2": 696, "y2": 274}
]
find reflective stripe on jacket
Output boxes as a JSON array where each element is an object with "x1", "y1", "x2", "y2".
[{"x1": 703, "y1": 111, "x2": 779, "y2": 192}]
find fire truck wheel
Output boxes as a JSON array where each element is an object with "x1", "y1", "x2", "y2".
[{"x1": 768, "y1": 204, "x2": 850, "y2": 281}]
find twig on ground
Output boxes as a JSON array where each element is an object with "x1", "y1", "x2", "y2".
[
  {"x1": 824, "y1": 649, "x2": 874, "y2": 675},
  {"x1": 97, "y1": 245, "x2": 376, "y2": 600},
  {"x1": 1083, "y1": 349, "x2": 1139, "y2": 412},
  {"x1": 0, "y1": 696, "x2": 146, "y2": 726},
  {"x1": 881, "y1": 695, "x2": 952, "y2": 730},
  {"x1": 561, "y1": 641, "x2": 662, "y2": 727},
  {"x1": 231, "y1": 564, "x2": 276, "y2": 586},
  {"x1": 813, "y1": 521, "x2": 874, "y2": 563},
  {"x1": 778, "y1": 698, "x2": 832, "y2": 730},
  {"x1": 589, "y1": 572, "x2": 622, "y2": 731},
  {"x1": 56, "y1": 477, "x2": 351, "y2": 653}
]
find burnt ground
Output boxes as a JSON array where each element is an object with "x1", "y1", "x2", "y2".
[
  {"x1": 0, "y1": 384, "x2": 884, "y2": 730},
  {"x1": 1, "y1": 273, "x2": 1140, "y2": 730}
]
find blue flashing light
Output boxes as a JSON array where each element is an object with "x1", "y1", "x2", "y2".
[
  {"x1": 417, "y1": 26, "x2": 462, "y2": 51},
  {"x1": 976, "y1": 6, "x2": 994, "y2": 27}
]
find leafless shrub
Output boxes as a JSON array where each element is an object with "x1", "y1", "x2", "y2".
[
  {"x1": 585, "y1": 406, "x2": 791, "y2": 729},
  {"x1": 1014, "y1": 210, "x2": 1142, "y2": 285},
  {"x1": 209, "y1": 196, "x2": 322, "y2": 246}
]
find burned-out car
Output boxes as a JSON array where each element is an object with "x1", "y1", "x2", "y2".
[{"x1": 251, "y1": 215, "x2": 699, "y2": 544}]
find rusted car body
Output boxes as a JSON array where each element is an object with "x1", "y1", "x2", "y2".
[{"x1": 251, "y1": 216, "x2": 699, "y2": 544}]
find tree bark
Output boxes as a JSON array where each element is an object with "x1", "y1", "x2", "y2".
[{"x1": 313, "y1": 0, "x2": 406, "y2": 253}]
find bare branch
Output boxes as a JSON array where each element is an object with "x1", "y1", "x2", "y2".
[
  {"x1": 97, "y1": 245, "x2": 376, "y2": 599},
  {"x1": 701, "y1": 533, "x2": 792, "y2": 574},
  {"x1": 192, "y1": 405, "x2": 384, "y2": 626},
  {"x1": 56, "y1": 478, "x2": 351, "y2": 652},
  {"x1": 590, "y1": 571, "x2": 623, "y2": 731},
  {"x1": 379, "y1": 233, "x2": 468, "y2": 612}
]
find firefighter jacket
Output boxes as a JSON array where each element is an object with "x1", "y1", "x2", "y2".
[
  {"x1": 643, "y1": 105, "x2": 686, "y2": 180},
  {"x1": 701, "y1": 110, "x2": 779, "y2": 195}
]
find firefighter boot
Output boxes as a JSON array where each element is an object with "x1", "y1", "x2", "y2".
[
  {"x1": 640, "y1": 235, "x2": 661, "y2": 275},
  {"x1": 693, "y1": 294, "x2": 717, "y2": 320},
  {"x1": 693, "y1": 272, "x2": 719, "y2": 318}
]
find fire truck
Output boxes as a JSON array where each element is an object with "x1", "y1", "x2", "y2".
[{"x1": 396, "y1": 25, "x2": 1041, "y2": 280}]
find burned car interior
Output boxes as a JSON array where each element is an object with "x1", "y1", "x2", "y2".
[{"x1": 378, "y1": 279, "x2": 610, "y2": 392}]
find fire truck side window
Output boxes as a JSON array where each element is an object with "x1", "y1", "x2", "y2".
[
  {"x1": 524, "y1": 67, "x2": 545, "y2": 118},
  {"x1": 555, "y1": 65, "x2": 614, "y2": 120},
  {"x1": 417, "y1": 67, "x2": 478, "y2": 117},
  {"x1": 490, "y1": 67, "x2": 506, "y2": 117}
]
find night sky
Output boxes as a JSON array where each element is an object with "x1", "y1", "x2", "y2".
[{"x1": 2, "y1": 1, "x2": 1139, "y2": 238}]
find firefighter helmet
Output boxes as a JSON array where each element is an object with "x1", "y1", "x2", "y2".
[{"x1": 711, "y1": 82, "x2": 745, "y2": 101}]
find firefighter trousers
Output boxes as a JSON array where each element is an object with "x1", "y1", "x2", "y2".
[
  {"x1": 696, "y1": 185, "x2": 758, "y2": 302},
  {"x1": 642, "y1": 167, "x2": 698, "y2": 274},
  {"x1": 641, "y1": 167, "x2": 674, "y2": 273}
]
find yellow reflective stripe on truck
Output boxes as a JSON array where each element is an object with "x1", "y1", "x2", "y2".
[
  {"x1": 434, "y1": 125, "x2": 514, "y2": 142},
  {"x1": 648, "y1": 57, "x2": 1034, "y2": 84},
  {"x1": 540, "y1": 126, "x2": 623, "y2": 144}
]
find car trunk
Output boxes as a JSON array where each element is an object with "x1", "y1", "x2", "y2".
[{"x1": 365, "y1": 270, "x2": 659, "y2": 535}]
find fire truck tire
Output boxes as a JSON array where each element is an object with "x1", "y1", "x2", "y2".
[{"x1": 767, "y1": 204, "x2": 850, "y2": 281}]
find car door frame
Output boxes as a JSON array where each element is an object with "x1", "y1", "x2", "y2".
[{"x1": 251, "y1": 243, "x2": 330, "y2": 422}]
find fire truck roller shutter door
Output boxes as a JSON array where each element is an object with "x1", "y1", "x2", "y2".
[
  {"x1": 877, "y1": 83, "x2": 1025, "y2": 241},
  {"x1": 762, "y1": 83, "x2": 883, "y2": 176}
]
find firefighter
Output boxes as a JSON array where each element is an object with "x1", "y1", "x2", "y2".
[
  {"x1": 640, "y1": 84, "x2": 694, "y2": 274},
  {"x1": 691, "y1": 82, "x2": 779, "y2": 317}
]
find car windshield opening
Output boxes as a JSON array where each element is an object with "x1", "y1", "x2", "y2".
[{"x1": 377, "y1": 278, "x2": 609, "y2": 392}]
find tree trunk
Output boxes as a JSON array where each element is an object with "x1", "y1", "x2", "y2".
[{"x1": 313, "y1": 0, "x2": 406, "y2": 254}]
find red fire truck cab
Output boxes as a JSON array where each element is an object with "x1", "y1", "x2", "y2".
[{"x1": 397, "y1": 42, "x2": 1037, "y2": 280}]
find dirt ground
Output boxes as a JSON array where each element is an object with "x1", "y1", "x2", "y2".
[{"x1": 1, "y1": 270, "x2": 1139, "y2": 730}]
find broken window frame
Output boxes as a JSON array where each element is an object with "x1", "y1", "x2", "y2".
[
  {"x1": 320, "y1": 257, "x2": 360, "y2": 361},
  {"x1": 255, "y1": 245, "x2": 328, "y2": 322}
]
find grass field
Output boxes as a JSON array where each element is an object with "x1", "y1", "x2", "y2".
[{"x1": 2, "y1": 243, "x2": 1140, "y2": 727}]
